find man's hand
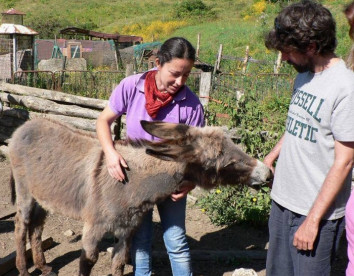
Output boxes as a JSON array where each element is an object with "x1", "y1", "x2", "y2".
[{"x1": 293, "y1": 218, "x2": 319, "y2": 251}]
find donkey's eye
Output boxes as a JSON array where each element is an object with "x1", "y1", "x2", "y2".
[{"x1": 223, "y1": 161, "x2": 236, "y2": 168}]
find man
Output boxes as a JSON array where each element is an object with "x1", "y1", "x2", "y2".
[{"x1": 263, "y1": 1, "x2": 354, "y2": 275}]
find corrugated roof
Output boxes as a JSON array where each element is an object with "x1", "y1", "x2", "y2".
[
  {"x1": 2, "y1": 8, "x2": 26, "y2": 15},
  {"x1": 0, "y1": 23, "x2": 38, "y2": 35},
  {"x1": 60, "y1": 27, "x2": 143, "y2": 43}
]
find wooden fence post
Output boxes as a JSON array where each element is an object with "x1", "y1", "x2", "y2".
[
  {"x1": 242, "y1": 45, "x2": 249, "y2": 74},
  {"x1": 199, "y1": 72, "x2": 212, "y2": 107},
  {"x1": 125, "y1": 64, "x2": 134, "y2": 77},
  {"x1": 274, "y1": 51, "x2": 282, "y2": 74},
  {"x1": 196, "y1": 33, "x2": 201, "y2": 58},
  {"x1": 213, "y1": 44, "x2": 223, "y2": 75}
]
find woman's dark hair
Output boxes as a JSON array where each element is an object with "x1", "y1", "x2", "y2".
[
  {"x1": 157, "y1": 37, "x2": 196, "y2": 66},
  {"x1": 265, "y1": 0, "x2": 337, "y2": 55}
]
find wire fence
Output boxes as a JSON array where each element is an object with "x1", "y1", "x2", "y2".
[
  {"x1": 11, "y1": 69, "x2": 293, "y2": 104},
  {"x1": 13, "y1": 70, "x2": 126, "y2": 100},
  {"x1": 212, "y1": 72, "x2": 293, "y2": 102}
]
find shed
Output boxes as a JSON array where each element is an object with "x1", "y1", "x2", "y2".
[{"x1": 0, "y1": 8, "x2": 38, "y2": 81}]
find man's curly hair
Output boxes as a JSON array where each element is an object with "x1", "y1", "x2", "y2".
[{"x1": 265, "y1": 0, "x2": 337, "y2": 55}]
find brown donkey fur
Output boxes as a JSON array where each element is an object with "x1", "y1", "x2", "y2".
[
  {"x1": 345, "y1": 2, "x2": 354, "y2": 70},
  {"x1": 9, "y1": 118, "x2": 271, "y2": 276}
]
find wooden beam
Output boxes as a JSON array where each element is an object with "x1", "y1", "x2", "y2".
[
  {"x1": 0, "y1": 82, "x2": 107, "y2": 109},
  {"x1": 0, "y1": 206, "x2": 16, "y2": 220},
  {"x1": 1, "y1": 106, "x2": 117, "y2": 135},
  {"x1": 0, "y1": 93, "x2": 101, "y2": 119}
]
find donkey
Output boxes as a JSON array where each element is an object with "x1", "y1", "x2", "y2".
[{"x1": 9, "y1": 118, "x2": 271, "y2": 276}]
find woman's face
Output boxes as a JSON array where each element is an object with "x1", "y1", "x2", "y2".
[{"x1": 155, "y1": 58, "x2": 194, "y2": 95}]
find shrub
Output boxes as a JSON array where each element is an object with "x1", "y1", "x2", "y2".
[
  {"x1": 236, "y1": 92, "x2": 290, "y2": 159},
  {"x1": 172, "y1": 0, "x2": 216, "y2": 20},
  {"x1": 121, "y1": 20, "x2": 188, "y2": 42},
  {"x1": 199, "y1": 84, "x2": 291, "y2": 227},
  {"x1": 198, "y1": 185, "x2": 271, "y2": 226}
]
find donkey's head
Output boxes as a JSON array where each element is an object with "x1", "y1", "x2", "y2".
[{"x1": 141, "y1": 121, "x2": 272, "y2": 188}]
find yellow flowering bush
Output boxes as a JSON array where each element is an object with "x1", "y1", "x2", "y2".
[
  {"x1": 122, "y1": 20, "x2": 188, "y2": 42},
  {"x1": 252, "y1": 1, "x2": 267, "y2": 15},
  {"x1": 242, "y1": 0, "x2": 267, "y2": 20}
]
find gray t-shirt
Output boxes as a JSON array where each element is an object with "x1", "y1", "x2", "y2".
[{"x1": 271, "y1": 60, "x2": 354, "y2": 220}]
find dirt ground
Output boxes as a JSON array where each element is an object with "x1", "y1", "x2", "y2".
[{"x1": 0, "y1": 155, "x2": 348, "y2": 276}]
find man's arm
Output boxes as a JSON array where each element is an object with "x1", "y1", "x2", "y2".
[
  {"x1": 293, "y1": 140, "x2": 354, "y2": 251},
  {"x1": 263, "y1": 134, "x2": 285, "y2": 174}
]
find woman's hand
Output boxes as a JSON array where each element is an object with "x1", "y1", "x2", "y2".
[
  {"x1": 96, "y1": 106, "x2": 128, "y2": 182},
  {"x1": 105, "y1": 150, "x2": 128, "y2": 181}
]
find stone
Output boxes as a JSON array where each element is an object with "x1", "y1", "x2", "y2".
[{"x1": 232, "y1": 268, "x2": 258, "y2": 276}]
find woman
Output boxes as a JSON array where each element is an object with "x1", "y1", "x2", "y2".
[{"x1": 96, "y1": 37, "x2": 204, "y2": 276}]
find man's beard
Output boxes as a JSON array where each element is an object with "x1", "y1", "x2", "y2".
[{"x1": 287, "y1": 60, "x2": 314, "y2": 73}]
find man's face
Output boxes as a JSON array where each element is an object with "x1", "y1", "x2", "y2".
[{"x1": 281, "y1": 50, "x2": 315, "y2": 73}]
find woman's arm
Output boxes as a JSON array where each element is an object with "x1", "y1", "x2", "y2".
[{"x1": 96, "y1": 106, "x2": 128, "y2": 181}]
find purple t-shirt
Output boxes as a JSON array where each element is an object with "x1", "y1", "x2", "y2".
[{"x1": 109, "y1": 70, "x2": 205, "y2": 141}]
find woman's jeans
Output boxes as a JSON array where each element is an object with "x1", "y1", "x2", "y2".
[
  {"x1": 266, "y1": 201, "x2": 344, "y2": 276},
  {"x1": 131, "y1": 196, "x2": 192, "y2": 276}
]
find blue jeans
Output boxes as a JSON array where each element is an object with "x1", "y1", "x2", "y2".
[
  {"x1": 266, "y1": 201, "x2": 344, "y2": 276},
  {"x1": 131, "y1": 196, "x2": 192, "y2": 276}
]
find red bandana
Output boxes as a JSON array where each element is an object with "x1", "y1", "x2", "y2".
[{"x1": 144, "y1": 70, "x2": 173, "y2": 119}]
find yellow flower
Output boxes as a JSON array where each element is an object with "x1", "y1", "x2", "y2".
[
  {"x1": 243, "y1": 15, "x2": 251, "y2": 21},
  {"x1": 201, "y1": 209, "x2": 206, "y2": 213},
  {"x1": 252, "y1": 197, "x2": 257, "y2": 202},
  {"x1": 216, "y1": 189, "x2": 222, "y2": 194}
]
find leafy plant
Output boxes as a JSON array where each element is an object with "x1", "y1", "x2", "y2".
[
  {"x1": 199, "y1": 77, "x2": 291, "y2": 227},
  {"x1": 198, "y1": 185, "x2": 271, "y2": 226},
  {"x1": 121, "y1": 20, "x2": 188, "y2": 42},
  {"x1": 236, "y1": 91, "x2": 290, "y2": 159},
  {"x1": 172, "y1": 0, "x2": 217, "y2": 20}
]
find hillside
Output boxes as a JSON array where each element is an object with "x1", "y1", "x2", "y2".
[{"x1": 0, "y1": 0, "x2": 352, "y2": 67}]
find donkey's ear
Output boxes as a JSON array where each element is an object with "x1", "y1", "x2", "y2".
[
  {"x1": 141, "y1": 120, "x2": 190, "y2": 140},
  {"x1": 145, "y1": 143, "x2": 195, "y2": 162}
]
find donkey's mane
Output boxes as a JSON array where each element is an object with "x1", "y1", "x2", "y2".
[{"x1": 114, "y1": 138, "x2": 163, "y2": 149}]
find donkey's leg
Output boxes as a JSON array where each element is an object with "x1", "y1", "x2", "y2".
[
  {"x1": 14, "y1": 212, "x2": 31, "y2": 276},
  {"x1": 111, "y1": 233, "x2": 131, "y2": 276},
  {"x1": 28, "y1": 203, "x2": 54, "y2": 276},
  {"x1": 79, "y1": 223, "x2": 103, "y2": 276},
  {"x1": 14, "y1": 193, "x2": 35, "y2": 276}
]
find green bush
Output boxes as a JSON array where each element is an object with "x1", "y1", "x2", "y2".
[
  {"x1": 172, "y1": 0, "x2": 216, "y2": 20},
  {"x1": 199, "y1": 86, "x2": 291, "y2": 227},
  {"x1": 236, "y1": 92, "x2": 290, "y2": 159},
  {"x1": 198, "y1": 185, "x2": 271, "y2": 226}
]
